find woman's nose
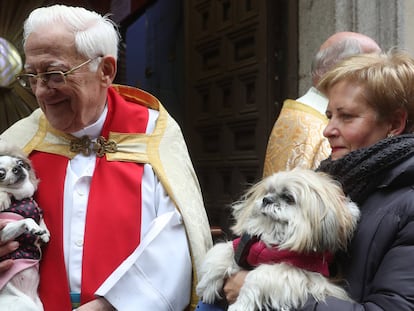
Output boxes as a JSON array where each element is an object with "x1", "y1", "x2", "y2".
[{"x1": 323, "y1": 120, "x2": 337, "y2": 138}]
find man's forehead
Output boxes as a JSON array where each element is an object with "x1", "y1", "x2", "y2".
[
  {"x1": 25, "y1": 26, "x2": 75, "y2": 54},
  {"x1": 24, "y1": 30, "x2": 78, "y2": 69}
]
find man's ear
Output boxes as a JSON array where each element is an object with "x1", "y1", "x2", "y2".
[
  {"x1": 388, "y1": 108, "x2": 408, "y2": 136},
  {"x1": 100, "y1": 55, "x2": 117, "y2": 86}
]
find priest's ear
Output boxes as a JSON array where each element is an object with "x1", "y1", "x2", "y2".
[{"x1": 99, "y1": 55, "x2": 117, "y2": 86}]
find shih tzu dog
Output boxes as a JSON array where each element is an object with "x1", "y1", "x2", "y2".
[
  {"x1": 0, "y1": 141, "x2": 49, "y2": 311},
  {"x1": 196, "y1": 168, "x2": 360, "y2": 311}
]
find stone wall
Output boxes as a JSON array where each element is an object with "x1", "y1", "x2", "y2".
[{"x1": 297, "y1": 0, "x2": 406, "y2": 94}]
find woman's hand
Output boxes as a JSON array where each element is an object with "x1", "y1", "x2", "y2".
[
  {"x1": 74, "y1": 297, "x2": 115, "y2": 311},
  {"x1": 223, "y1": 270, "x2": 249, "y2": 304},
  {"x1": 0, "y1": 220, "x2": 18, "y2": 273}
]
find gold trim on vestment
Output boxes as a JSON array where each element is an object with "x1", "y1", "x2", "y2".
[{"x1": 1, "y1": 85, "x2": 213, "y2": 311}]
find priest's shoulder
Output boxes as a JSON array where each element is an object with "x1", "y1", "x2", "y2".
[{"x1": 112, "y1": 84, "x2": 160, "y2": 111}]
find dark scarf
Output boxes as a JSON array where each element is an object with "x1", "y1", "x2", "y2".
[{"x1": 317, "y1": 134, "x2": 414, "y2": 204}]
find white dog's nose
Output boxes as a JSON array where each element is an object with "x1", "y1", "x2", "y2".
[{"x1": 262, "y1": 196, "x2": 274, "y2": 206}]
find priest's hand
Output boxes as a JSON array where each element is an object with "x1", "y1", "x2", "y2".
[
  {"x1": 74, "y1": 297, "x2": 116, "y2": 311},
  {"x1": 0, "y1": 220, "x2": 18, "y2": 273}
]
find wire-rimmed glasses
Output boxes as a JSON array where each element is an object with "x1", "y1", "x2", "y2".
[{"x1": 16, "y1": 58, "x2": 97, "y2": 90}]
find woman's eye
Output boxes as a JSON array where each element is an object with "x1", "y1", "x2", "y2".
[{"x1": 340, "y1": 113, "x2": 354, "y2": 121}]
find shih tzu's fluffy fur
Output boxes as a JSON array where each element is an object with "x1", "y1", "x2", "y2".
[
  {"x1": 0, "y1": 141, "x2": 49, "y2": 311},
  {"x1": 196, "y1": 168, "x2": 360, "y2": 311}
]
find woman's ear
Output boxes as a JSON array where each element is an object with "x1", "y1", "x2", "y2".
[
  {"x1": 99, "y1": 55, "x2": 117, "y2": 86},
  {"x1": 388, "y1": 108, "x2": 408, "y2": 136}
]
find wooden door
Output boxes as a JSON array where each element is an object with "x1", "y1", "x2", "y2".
[{"x1": 184, "y1": 0, "x2": 297, "y2": 235}]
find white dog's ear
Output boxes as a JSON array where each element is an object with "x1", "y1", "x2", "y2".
[
  {"x1": 315, "y1": 174, "x2": 360, "y2": 252},
  {"x1": 344, "y1": 197, "x2": 360, "y2": 231},
  {"x1": 22, "y1": 158, "x2": 39, "y2": 191},
  {"x1": 231, "y1": 179, "x2": 267, "y2": 236},
  {"x1": 231, "y1": 198, "x2": 251, "y2": 236},
  {"x1": 325, "y1": 196, "x2": 360, "y2": 252}
]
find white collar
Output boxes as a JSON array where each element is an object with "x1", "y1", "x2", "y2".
[{"x1": 296, "y1": 87, "x2": 328, "y2": 115}]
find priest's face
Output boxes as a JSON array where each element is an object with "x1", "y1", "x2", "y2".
[{"x1": 23, "y1": 25, "x2": 108, "y2": 133}]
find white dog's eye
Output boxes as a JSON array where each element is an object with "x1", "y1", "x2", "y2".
[
  {"x1": 280, "y1": 192, "x2": 295, "y2": 205},
  {"x1": 0, "y1": 169, "x2": 5, "y2": 180},
  {"x1": 16, "y1": 159, "x2": 30, "y2": 170}
]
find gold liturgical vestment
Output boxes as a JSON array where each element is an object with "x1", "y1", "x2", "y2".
[{"x1": 263, "y1": 88, "x2": 331, "y2": 177}]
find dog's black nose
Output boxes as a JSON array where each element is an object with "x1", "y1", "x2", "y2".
[{"x1": 262, "y1": 197, "x2": 274, "y2": 206}]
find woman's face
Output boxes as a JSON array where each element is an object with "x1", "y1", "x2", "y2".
[{"x1": 323, "y1": 81, "x2": 391, "y2": 160}]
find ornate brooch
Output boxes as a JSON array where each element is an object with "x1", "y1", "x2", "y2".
[{"x1": 70, "y1": 135, "x2": 118, "y2": 157}]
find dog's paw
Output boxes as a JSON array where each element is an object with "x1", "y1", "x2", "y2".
[
  {"x1": 0, "y1": 192, "x2": 11, "y2": 210},
  {"x1": 24, "y1": 219, "x2": 45, "y2": 236},
  {"x1": 196, "y1": 241, "x2": 238, "y2": 303},
  {"x1": 37, "y1": 230, "x2": 50, "y2": 244},
  {"x1": 28, "y1": 225, "x2": 50, "y2": 244},
  {"x1": 196, "y1": 278, "x2": 224, "y2": 303},
  {"x1": 0, "y1": 218, "x2": 46, "y2": 242},
  {"x1": 0, "y1": 221, "x2": 24, "y2": 241}
]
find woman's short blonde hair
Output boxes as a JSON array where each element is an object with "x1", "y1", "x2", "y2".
[{"x1": 318, "y1": 49, "x2": 414, "y2": 133}]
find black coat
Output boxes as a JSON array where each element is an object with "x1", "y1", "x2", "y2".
[{"x1": 301, "y1": 156, "x2": 414, "y2": 310}]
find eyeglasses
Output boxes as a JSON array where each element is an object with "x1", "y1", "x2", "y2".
[{"x1": 16, "y1": 58, "x2": 95, "y2": 90}]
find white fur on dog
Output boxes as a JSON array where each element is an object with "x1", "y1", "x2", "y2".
[
  {"x1": 196, "y1": 168, "x2": 360, "y2": 311},
  {"x1": 0, "y1": 141, "x2": 49, "y2": 311}
]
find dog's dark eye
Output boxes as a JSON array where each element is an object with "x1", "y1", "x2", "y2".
[
  {"x1": 0, "y1": 169, "x2": 5, "y2": 180},
  {"x1": 16, "y1": 159, "x2": 30, "y2": 170},
  {"x1": 281, "y1": 192, "x2": 295, "y2": 205}
]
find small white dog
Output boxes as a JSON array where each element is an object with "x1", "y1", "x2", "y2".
[
  {"x1": 196, "y1": 168, "x2": 360, "y2": 311},
  {"x1": 0, "y1": 141, "x2": 49, "y2": 311}
]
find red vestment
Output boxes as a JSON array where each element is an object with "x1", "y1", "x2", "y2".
[{"x1": 31, "y1": 87, "x2": 149, "y2": 310}]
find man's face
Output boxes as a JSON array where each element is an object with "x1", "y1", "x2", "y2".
[{"x1": 23, "y1": 25, "x2": 107, "y2": 133}]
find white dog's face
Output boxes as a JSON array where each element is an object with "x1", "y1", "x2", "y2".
[
  {"x1": 231, "y1": 168, "x2": 360, "y2": 253},
  {"x1": 0, "y1": 153, "x2": 38, "y2": 204}
]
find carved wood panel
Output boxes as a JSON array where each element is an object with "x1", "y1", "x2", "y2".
[{"x1": 184, "y1": 0, "x2": 296, "y2": 234}]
